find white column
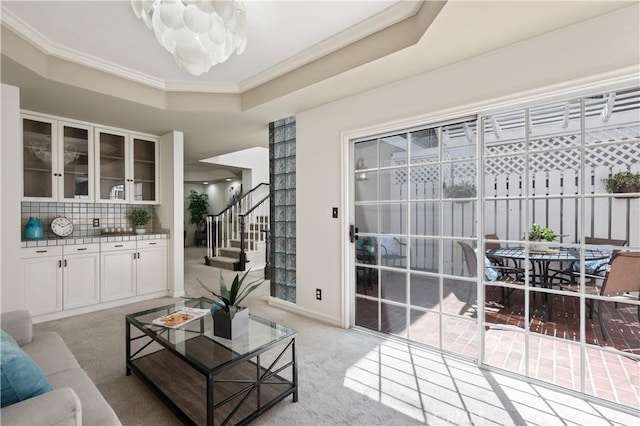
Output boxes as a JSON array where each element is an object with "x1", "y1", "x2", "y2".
[
  {"x1": 1, "y1": 84, "x2": 23, "y2": 311},
  {"x1": 158, "y1": 131, "x2": 185, "y2": 297}
]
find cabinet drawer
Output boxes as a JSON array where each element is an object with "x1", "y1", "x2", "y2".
[
  {"x1": 101, "y1": 241, "x2": 136, "y2": 252},
  {"x1": 63, "y1": 243, "x2": 100, "y2": 255},
  {"x1": 21, "y1": 246, "x2": 63, "y2": 259},
  {"x1": 137, "y1": 239, "x2": 167, "y2": 249}
]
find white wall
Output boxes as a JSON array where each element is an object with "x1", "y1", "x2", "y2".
[
  {"x1": 157, "y1": 131, "x2": 184, "y2": 297},
  {"x1": 1, "y1": 84, "x2": 22, "y2": 311},
  {"x1": 294, "y1": 6, "x2": 640, "y2": 325}
]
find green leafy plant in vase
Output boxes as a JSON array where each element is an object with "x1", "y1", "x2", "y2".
[
  {"x1": 197, "y1": 270, "x2": 265, "y2": 339},
  {"x1": 128, "y1": 208, "x2": 151, "y2": 234},
  {"x1": 527, "y1": 223, "x2": 560, "y2": 251}
]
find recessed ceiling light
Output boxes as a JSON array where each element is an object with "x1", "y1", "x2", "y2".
[
  {"x1": 203, "y1": 181, "x2": 209, "y2": 184},
  {"x1": 226, "y1": 178, "x2": 232, "y2": 182}
]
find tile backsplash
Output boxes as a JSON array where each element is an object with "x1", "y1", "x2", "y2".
[{"x1": 21, "y1": 202, "x2": 159, "y2": 239}]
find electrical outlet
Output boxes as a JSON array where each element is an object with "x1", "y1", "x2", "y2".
[
  {"x1": 316, "y1": 288, "x2": 322, "y2": 300},
  {"x1": 93, "y1": 218, "x2": 100, "y2": 227}
]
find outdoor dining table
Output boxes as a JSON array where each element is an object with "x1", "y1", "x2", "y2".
[{"x1": 487, "y1": 247, "x2": 611, "y2": 321}]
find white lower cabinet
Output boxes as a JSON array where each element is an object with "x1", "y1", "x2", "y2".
[
  {"x1": 21, "y1": 244, "x2": 100, "y2": 316},
  {"x1": 21, "y1": 247, "x2": 63, "y2": 316},
  {"x1": 63, "y1": 244, "x2": 100, "y2": 309},
  {"x1": 100, "y1": 241, "x2": 137, "y2": 302},
  {"x1": 101, "y1": 239, "x2": 167, "y2": 301},
  {"x1": 136, "y1": 240, "x2": 167, "y2": 295}
]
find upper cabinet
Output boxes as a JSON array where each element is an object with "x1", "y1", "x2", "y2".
[
  {"x1": 22, "y1": 113, "x2": 93, "y2": 202},
  {"x1": 95, "y1": 128, "x2": 159, "y2": 204}
]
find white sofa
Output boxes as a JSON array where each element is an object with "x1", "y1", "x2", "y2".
[{"x1": 0, "y1": 310, "x2": 121, "y2": 425}]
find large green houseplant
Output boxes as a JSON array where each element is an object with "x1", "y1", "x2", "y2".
[
  {"x1": 527, "y1": 224, "x2": 561, "y2": 251},
  {"x1": 197, "y1": 270, "x2": 265, "y2": 339},
  {"x1": 188, "y1": 190, "x2": 209, "y2": 243}
]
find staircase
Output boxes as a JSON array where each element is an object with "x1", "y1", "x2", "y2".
[{"x1": 205, "y1": 183, "x2": 269, "y2": 272}]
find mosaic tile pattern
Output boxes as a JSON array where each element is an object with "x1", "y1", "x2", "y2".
[
  {"x1": 21, "y1": 202, "x2": 159, "y2": 240},
  {"x1": 269, "y1": 117, "x2": 296, "y2": 303}
]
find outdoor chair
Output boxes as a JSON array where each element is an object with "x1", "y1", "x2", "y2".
[
  {"x1": 550, "y1": 237, "x2": 627, "y2": 286},
  {"x1": 380, "y1": 236, "x2": 406, "y2": 267},
  {"x1": 458, "y1": 241, "x2": 524, "y2": 307},
  {"x1": 580, "y1": 251, "x2": 640, "y2": 340}
]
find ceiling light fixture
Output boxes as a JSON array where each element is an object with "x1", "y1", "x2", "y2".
[{"x1": 131, "y1": 0, "x2": 248, "y2": 76}]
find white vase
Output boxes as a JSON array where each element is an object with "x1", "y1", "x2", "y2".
[{"x1": 135, "y1": 227, "x2": 146, "y2": 234}]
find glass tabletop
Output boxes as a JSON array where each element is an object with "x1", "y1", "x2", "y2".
[
  {"x1": 127, "y1": 297, "x2": 296, "y2": 373},
  {"x1": 488, "y1": 247, "x2": 610, "y2": 261}
]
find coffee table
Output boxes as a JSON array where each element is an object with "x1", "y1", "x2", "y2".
[{"x1": 126, "y1": 298, "x2": 297, "y2": 426}]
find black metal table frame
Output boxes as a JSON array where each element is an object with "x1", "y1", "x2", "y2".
[
  {"x1": 126, "y1": 304, "x2": 298, "y2": 426},
  {"x1": 487, "y1": 247, "x2": 609, "y2": 321}
]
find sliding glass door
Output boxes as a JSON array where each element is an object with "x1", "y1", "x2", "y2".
[{"x1": 352, "y1": 118, "x2": 479, "y2": 359}]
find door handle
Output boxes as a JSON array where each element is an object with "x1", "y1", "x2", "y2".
[{"x1": 349, "y1": 225, "x2": 359, "y2": 243}]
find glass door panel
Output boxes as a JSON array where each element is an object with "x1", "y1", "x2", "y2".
[
  {"x1": 132, "y1": 137, "x2": 156, "y2": 201},
  {"x1": 353, "y1": 118, "x2": 479, "y2": 360},
  {"x1": 61, "y1": 124, "x2": 90, "y2": 200},
  {"x1": 98, "y1": 131, "x2": 126, "y2": 201},
  {"x1": 23, "y1": 117, "x2": 54, "y2": 198}
]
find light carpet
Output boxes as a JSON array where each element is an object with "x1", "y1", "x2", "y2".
[{"x1": 33, "y1": 247, "x2": 638, "y2": 425}]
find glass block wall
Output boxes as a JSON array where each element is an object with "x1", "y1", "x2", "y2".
[{"x1": 269, "y1": 117, "x2": 296, "y2": 303}]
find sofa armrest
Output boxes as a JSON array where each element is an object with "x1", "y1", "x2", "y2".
[
  {"x1": 0, "y1": 388, "x2": 81, "y2": 426},
  {"x1": 0, "y1": 310, "x2": 32, "y2": 345}
]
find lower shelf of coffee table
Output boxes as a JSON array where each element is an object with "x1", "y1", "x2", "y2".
[{"x1": 131, "y1": 346, "x2": 293, "y2": 425}]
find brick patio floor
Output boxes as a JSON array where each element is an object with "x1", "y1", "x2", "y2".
[{"x1": 355, "y1": 278, "x2": 640, "y2": 409}]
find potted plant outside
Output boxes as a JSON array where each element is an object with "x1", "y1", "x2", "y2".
[
  {"x1": 602, "y1": 171, "x2": 640, "y2": 196},
  {"x1": 188, "y1": 190, "x2": 209, "y2": 245},
  {"x1": 528, "y1": 223, "x2": 560, "y2": 251},
  {"x1": 128, "y1": 208, "x2": 151, "y2": 234},
  {"x1": 197, "y1": 270, "x2": 265, "y2": 339},
  {"x1": 443, "y1": 182, "x2": 476, "y2": 199}
]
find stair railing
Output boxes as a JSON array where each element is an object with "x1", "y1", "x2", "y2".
[
  {"x1": 238, "y1": 192, "x2": 270, "y2": 271},
  {"x1": 206, "y1": 183, "x2": 270, "y2": 260}
]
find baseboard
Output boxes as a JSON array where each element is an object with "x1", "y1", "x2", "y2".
[
  {"x1": 267, "y1": 296, "x2": 343, "y2": 327},
  {"x1": 32, "y1": 291, "x2": 172, "y2": 324}
]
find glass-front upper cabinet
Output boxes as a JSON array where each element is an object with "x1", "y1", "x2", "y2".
[
  {"x1": 132, "y1": 136, "x2": 158, "y2": 202},
  {"x1": 95, "y1": 128, "x2": 158, "y2": 204},
  {"x1": 22, "y1": 113, "x2": 93, "y2": 201},
  {"x1": 96, "y1": 128, "x2": 127, "y2": 202},
  {"x1": 59, "y1": 122, "x2": 93, "y2": 201}
]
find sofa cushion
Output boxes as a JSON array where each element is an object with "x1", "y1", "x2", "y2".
[
  {"x1": 20, "y1": 332, "x2": 80, "y2": 376},
  {"x1": 47, "y1": 368, "x2": 120, "y2": 426},
  {"x1": 0, "y1": 330, "x2": 53, "y2": 408}
]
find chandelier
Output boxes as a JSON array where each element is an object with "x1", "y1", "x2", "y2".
[{"x1": 131, "y1": 0, "x2": 248, "y2": 76}]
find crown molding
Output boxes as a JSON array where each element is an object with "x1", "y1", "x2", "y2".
[
  {"x1": 1, "y1": 2, "x2": 421, "y2": 95},
  {"x1": 237, "y1": 1, "x2": 422, "y2": 92}
]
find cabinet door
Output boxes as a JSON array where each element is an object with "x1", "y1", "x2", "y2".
[
  {"x1": 63, "y1": 253, "x2": 100, "y2": 309},
  {"x1": 22, "y1": 256, "x2": 63, "y2": 316},
  {"x1": 96, "y1": 128, "x2": 128, "y2": 202},
  {"x1": 136, "y1": 246, "x2": 167, "y2": 295},
  {"x1": 101, "y1": 250, "x2": 136, "y2": 302},
  {"x1": 59, "y1": 122, "x2": 93, "y2": 202},
  {"x1": 22, "y1": 114, "x2": 57, "y2": 200},
  {"x1": 131, "y1": 136, "x2": 158, "y2": 204}
]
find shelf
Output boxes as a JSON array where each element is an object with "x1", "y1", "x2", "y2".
[
  {"x1": 24, "y1": 167, "x2": 51, "y2": 173},
  {"x1": 99, "y1": 155, "x2": 125, "y2": 161},
  {"x1": 100, "y1": 176, "x2": 126, "y2": 181},
  {"x1": 134, "y1": 179, "x2": 156, "y2": 184},
  {"x1": 134, "y1": 159, "x2": 155, "y2": 164}
]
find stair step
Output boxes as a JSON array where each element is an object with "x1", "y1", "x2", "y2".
[
  {"x1": 219, "y1": 247, "x2": 241, "y2": 259},
  {"x1": 229, "y1": 239, "x2": 259, "y2": 250},
  {"x1": 209, "y1": 256, "x2": 238, "y2": 271}
]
